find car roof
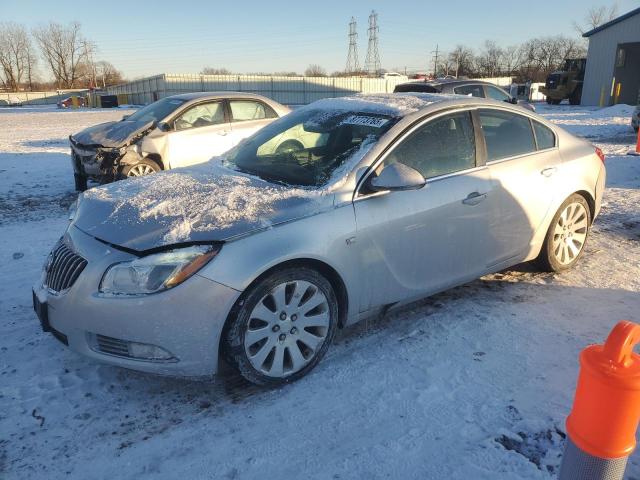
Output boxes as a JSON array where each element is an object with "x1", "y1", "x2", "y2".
[
  {"x1": 164, "y1": 91, "x2": 290, "y2": 115},
  {"x1": 167, "y1": 91, "x2": 276, "y2": 101},
  {"x1": 302, "y1": 92, "x2": 532, "y2": 120},
  {"x1": 398, "y1": 78, "x2": 501, "y2": 89}
]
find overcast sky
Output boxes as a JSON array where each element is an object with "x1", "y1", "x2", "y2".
[{"x1": 6, "y1": 0, "x2": 636, "y2": 79}]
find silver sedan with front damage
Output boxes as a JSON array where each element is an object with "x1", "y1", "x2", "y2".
[{"x1": 34, "y1": 93, "x2": 606, "y2": 386}]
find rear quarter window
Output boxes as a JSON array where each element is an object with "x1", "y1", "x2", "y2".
[
  {"x1": 454, "y1": 84, "x2": 485, "y2": 98},
  {"x1": 533, "y1": 121, "x2": 556, "y2": 150}
]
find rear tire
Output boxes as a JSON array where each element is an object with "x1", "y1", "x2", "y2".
[
  {"x1": 120, "y1": 158, "x2": 161, "y2": 178},
  {"x1": 222, "y1": 267, "x2": 339, "y2": 386},
  {"x1": 569, "y1": 87, "x2": 582, "y2": 105},
  {"x1": 536, "y1": 194, "x2": 591, "y2": 272}
]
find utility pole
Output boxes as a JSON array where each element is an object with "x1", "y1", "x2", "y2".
[
  {"x1": 364, "y1": 10, "x2": 381, "y2": 76},
  {"x1": 345, "y1": 17, "x2": 359, "y2": 74},
  {"x1": 431, "y1": 44, "x2": 440, "y2": 78}
]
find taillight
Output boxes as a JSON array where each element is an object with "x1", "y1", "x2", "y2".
[{"x1": 595, "y1": 147, "x2": 605, "y2": 163}]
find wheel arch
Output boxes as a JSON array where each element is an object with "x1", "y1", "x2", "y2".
[
  {"x1": 144, "y1": 153, "x2": 165, "y2": 170},
  {"x1": 575, "y1": 189, "x2": 595, "y2": 224},
  {"x1": 219, "y1": 257, "x2": 349, "y2": 353}
]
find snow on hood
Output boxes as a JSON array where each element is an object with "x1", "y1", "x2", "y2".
[
  {"x1": 70, "y1": 119, "x2": 155, "y2": 148},
  {"x1": 74, "y1": 163, "x2": 326, "y2": 251}
]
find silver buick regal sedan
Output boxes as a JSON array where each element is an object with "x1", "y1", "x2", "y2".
[{"x1": 33, "y1": 93, "x2": 606, "y2": 386}]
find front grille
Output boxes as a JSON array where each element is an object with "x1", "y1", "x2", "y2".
[
  {"x1": 45, "y1": 243, "x2": 87, "y2": 293},
  {"x1": 95, "y1": 334, "x2": 131, "y2": 357}
]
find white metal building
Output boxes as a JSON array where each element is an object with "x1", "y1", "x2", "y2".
[{"x1": 581, "y1": 7, "x2": 640, "y2": 106}]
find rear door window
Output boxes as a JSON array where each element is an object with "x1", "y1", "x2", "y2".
[
  {"x1": 454, "y1": 84, "x2": 485, "y2": 98},
  {"x1": 229, "y1": 100, "x2": 277, "y2": 122},
  {"x1": 478, "y1": 109, "x2": 536, "y2": 161},
  {"x1": 384, "y1": 111, "x2": 476, "y2": 179},
  {"x1": 532, "y1": 121, "x2": 556, "y2": 150}
]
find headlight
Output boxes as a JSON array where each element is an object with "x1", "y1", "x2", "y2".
[
  {"x1": 68, "y1": 199, "x2": 79, "y2": 221},
  {"x1": 99, "y1": 245, "x2": 220, "y2": 296},
  {"x1": 68, "y1": 192, "x2": 83, "y2": 222}
]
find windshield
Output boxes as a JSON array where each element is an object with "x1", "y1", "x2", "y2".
[
  {"x1": 126, "y1": 97, "x2": 187, "y2": 123},
  {"x1": 226, "y1": 108, "x2": 397, "y2": 187}
]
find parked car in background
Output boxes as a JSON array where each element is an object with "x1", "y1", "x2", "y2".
[
  {"x1": 632, "y1": 105, "x2": 639, "y2": 133},
  {"x1": 394, "y1": 78, "x2": 536, "y2": 112},
  {"x1": 57, "y1": 96, "x2": 87, "y2": 109},
  {"x1": 0, "y1": 96, "x2": 24, "y2": 107},
  {"x1": 34, "y1": 93, "x2": 605, "y2": 386},
  {"x1": 69, "y1": 92, "x2": 290, "y2": 191},
  {"x1": 382, "y1": 72, "x2": 409, "y2": 81}
]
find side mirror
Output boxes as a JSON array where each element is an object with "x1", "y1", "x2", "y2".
[
  {"x1": 121, "y1": 114, "x2": 130, "y2": 121},
  {"x1": 157, "y1": 121, "x2": 171, "y2": 132},
  {"x1": 368, "y1": 163, "x2": 426, "y2": 192},
  {"x1": 511, "y1": 97, "x2": 518, "y2": 104}
]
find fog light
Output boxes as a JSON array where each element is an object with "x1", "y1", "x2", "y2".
[{"x1": 128, "y1": 341, "x2": 174, "y2": 361}]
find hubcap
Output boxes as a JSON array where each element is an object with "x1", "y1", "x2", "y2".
[
  {"x1": 127, "y1": 164, "x2": 156, "y2": 177},
  {"x1": 244, "y1": 280, "x2": 331, "y2": 378},
  {"x1": 552, "y1": 202, "x2": 588, "y2": 265}
]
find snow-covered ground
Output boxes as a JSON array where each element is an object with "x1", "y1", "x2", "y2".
[{"x1": 1, "y1": 103, "x2": 639, "y2": 479}]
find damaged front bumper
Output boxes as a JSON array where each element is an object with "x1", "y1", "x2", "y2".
[{"x1": 70, "y1": 136, "x2": 143, "y2": 184}]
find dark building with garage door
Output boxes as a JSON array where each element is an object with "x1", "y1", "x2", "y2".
[{"x1": 581, "y1": 6, "x2": 640, "y2": 106}]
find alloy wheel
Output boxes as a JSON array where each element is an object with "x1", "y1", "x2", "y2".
[
  {"x1": 552, "y1": 201, "x2": 588, "y2": 265},
  {"x1": 244, "y1": 280, "x2": 331, "y2": 378},
  {"x1": 127, "y1": 164, "x2": 156, "y2": 176}
]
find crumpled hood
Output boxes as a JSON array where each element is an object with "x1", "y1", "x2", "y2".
[
  {"x1": 71, "y1": 119, "x2": 155, "y2": 148},
  {"x1": 73, "y1": 163, "x2": 329, "y2": 252}
]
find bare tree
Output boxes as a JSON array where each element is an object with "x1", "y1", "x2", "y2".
[
  {"x1": 200, "y1": 67, "x2": 232, "y2": 75},
  {"x1": 449, "y1": 45, "x2": 474, "y2": 77},
  {"x1": 574, "y1": 4, "x2": 619, "y2": 34},
  {"x1": 95, "y1": 60, "x2": 123, "y2": 87},
  {"x1": 500, "y1": 45, "x2": 521, "y2": 76},
  {"x1": 33, "y1": 21, "x2": 87, "y2": 88},
  {"x1": 0, "y1": 22, "x2": 36, "y2": 91},
  {"x1": 476, "y1": 40, "x2": 504, "y2": 78},
  {"x1": 304, "y1": 64, "x2": 327, "y2": 77}
]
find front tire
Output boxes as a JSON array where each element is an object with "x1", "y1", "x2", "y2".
[
  {"x1": 74, "y1": 173, "x2": 87, "y2": 192},
  {"x1": 536, "y1": 194, "x2": 591, "y2": 272},
  {"x1": 120, "y1": 158, "x2": 161, "y2": 178},
  {"x1": 223, "y1": 267, "x2": 339, "y2": 386}
]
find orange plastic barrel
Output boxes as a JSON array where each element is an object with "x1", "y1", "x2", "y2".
[{"x1": 566, "y1": 321, "x2": 640, "y2": 459}]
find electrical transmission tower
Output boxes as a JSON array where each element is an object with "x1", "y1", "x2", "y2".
[
  {"x1": 364, "y1": 10, "x2": 381, "y2": 76},
  {"x1": 345, "y1": 17, "x2": 360, "y2": 73}
]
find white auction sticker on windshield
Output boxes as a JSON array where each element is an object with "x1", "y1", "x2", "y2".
[{"x1": 341, "y1": 115, "x2": 389, "y2": 128}]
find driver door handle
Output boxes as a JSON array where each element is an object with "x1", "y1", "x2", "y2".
[
  {"x1": 462, "y1": 192, "x2": 487, "y2": 206},
  {"x1": 541, "y1": 167, "x2": 557, "y2": 177}
]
